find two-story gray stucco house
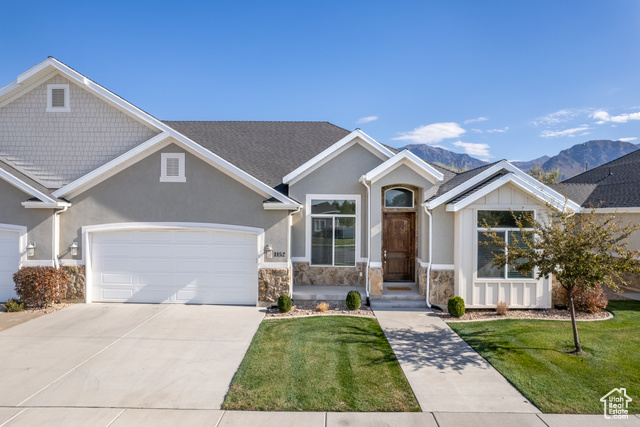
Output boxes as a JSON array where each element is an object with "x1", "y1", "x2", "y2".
[{"x1": 1, "y1": 58, "x2": 636, "y2": 309}]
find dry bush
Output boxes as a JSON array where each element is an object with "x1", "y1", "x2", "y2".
[
  {"x1": 315, "y1": 302, "x2": 330, "y2": 312},
  {"x1": 556, "y1": 284, "x2": 608, "y2": 313},
  {"x1": 495, "y1": 301, "x2": 509, "y2": 316},
  {"x1": 13, "y1": 267, "x2": 68, "y2": 308}
]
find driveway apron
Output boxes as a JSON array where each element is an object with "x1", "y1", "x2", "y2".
[
  {"x1": 0, "y1": 303, "x2": 264, "y2": 410},
  {"x1": 374, "y1": 308, "x2": 540, "y2": 413}
]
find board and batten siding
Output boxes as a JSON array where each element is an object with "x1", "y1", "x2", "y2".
[{"x1": 454, "y1": 183, "x2": 552, "y2": 308}]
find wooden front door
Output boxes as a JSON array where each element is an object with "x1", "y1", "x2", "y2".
[{"x1": 382, "y1": 212, "x2": 415, "y2": 282}]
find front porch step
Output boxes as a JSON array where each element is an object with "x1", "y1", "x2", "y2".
[
  {"x1": 370, "y1": 293, "x2": 424, "y2": 301},
  {"x1": 370, "y1": 299, "x2": 427, "y2": 309}
]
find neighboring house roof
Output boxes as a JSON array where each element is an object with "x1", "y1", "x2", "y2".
[
  {"x1": 554, "y1": 149, "x2": 640, "y2": 208},
  {"x1": 163, "y1": 121, "x2": 350, "y2": 188}
]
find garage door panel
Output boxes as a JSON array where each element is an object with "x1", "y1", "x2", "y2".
[
  {"x1": 0, "y1": 230, "x2": 20, "y2": 302},
  {"x1": 91, "y1": 229, "x2": 258, "y2": 305}
]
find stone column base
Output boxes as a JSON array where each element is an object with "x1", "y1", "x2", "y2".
[
  {"x1": 61, "y1": 265, "x2": 85, "y2": 301},
  {"x1": 428, "y1": 270, "x2": 454, "y2": 306},
  {"x1": 368, "y1": 267, "x2": 383, "y2": 295},
  {"x1": 258, "y1": 268, "x2": 291, "y2": 303}
]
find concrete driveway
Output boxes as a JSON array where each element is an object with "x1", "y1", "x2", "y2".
[{"x1": 0, "y1": 303, "x2": 264, "y2": 414}]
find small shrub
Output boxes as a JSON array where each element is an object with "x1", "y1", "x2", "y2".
[
  {"x1": 496, "y1": 301, "x2": 508, "y2": 316},
  {"x1": 447, "y1": 296, "x2": 465, "y2": 318},
  {"x1": 557, "y1": 284, "x2": 608, "y2": 313},
  {"x1": 13, "y1": 267, "x2": 68, "y2": 309},
  {"x1": 315, "y1": 302, "x2": 330, "y2": 312},
  {"x1": 3, "y1": 298, "x2": 25, "y2": 312},
  {"x1": 277, "y1": 294, "x2": 293, "y2": 313},
  {"x1": 345, "y1": 291, "x2": 361, "y2": 310}
]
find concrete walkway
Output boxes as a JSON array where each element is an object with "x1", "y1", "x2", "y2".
[
  {"x1": 0, "y1": 408, "x2": 637, "y2": 426},
  {"x1": 374, "y1": 307, "x2": 540, "y2": 413},
  {"x1": 623, "y1": 292, "x2": 640, "y2": 301}
]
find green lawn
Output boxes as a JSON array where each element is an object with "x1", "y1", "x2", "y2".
[
  {"x1": 222, "y1": 316, "x2": 420, "y2": 412},
  {"x1": 448, "y1": 300, "x2": 640, "y2": 414}
]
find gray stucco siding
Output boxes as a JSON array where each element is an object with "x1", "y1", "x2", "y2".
[
  {"x1": 430, "y1": 204, "x2": 454, "y2": 265},
  {"x1": 0, "y1": 74, "x2": 159, "y2": 188},
  {"x1": 0, "y1": 179, "x2": 53, "y2": 260},
  {"x1": 59, "y1": 144, "x2": 290, "y2": 263},
  {"x1": 288, "y1": 141, "x2": 384, "y2": 259}
]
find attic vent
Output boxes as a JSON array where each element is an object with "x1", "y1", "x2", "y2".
[
  {"x1": 51, "y1": 89, "x2": 65, "y2": 107},
  {"x1": 166, "y1": 157, "x2": 180, "y2": 177},
  {"x1": 46, "y1": 84, "x2": 70, "y2": 112},
  {"x1": 160, "y1": 153, "x2": 186, "y2": 182}
]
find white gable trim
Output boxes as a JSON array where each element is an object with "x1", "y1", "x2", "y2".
[
  {"x1": 0, "y1": 168, "x2": 56, "y2": 203},
  {"x1": 0, "y1": 59, "x2": 296, "y2": 205},
  {"x1": 363, "y1": 150, "x2": 444, "y2": 183},
  {"x1": 445, "y1": 173, "x2": 581, "y2": 212},
  {"x1": 282, "y1": 129, "x2": 394, "y2": 185},
  {"x1": 426, "y1": 160, "x2": 581, "y2": 211}
]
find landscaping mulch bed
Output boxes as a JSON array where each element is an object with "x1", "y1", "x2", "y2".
[
  {"x1": 265, "y1": 303, "x2": 374, "y2": 318},
  {"x1": 434, "y1": 307, "x2": 612, "y2": 322}
]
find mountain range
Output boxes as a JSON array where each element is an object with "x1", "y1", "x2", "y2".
[{"x1": 402, "y1": 140, "x2": 640, "y2": 180}]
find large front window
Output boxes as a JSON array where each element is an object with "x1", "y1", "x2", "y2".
[
  {"x1": 477, "y1": 210, "x2": 534, "y2": 279},
  {"x1": 311, "y1": 199, "x2": 356, "y2": 266}
]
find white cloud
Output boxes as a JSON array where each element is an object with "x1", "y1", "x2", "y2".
[
  {"x1": 356, "y1": 115, "x2": 378, "y2": 124},
  {"x1": 393, "y1": 122, "x2": 466, "y2": 144},
  {"x1": 540, "y1": 125, "x2": 591, "y2": 138},
  {"x1": 452, "y1": 141, "x2": 491, "y2": 159},
  {"x1": 464, "y1": 116, "x2": 489, "y2": 124},
  {"x1": 486, "y1": 126, "x2": 509, "y2": 134},
  {"x1": 590, "y1": 109, "x2": 640, "y2": 124},
  {"x1": 532, "y1": 108, "x2": 592, "y2": 126},
  {"x1": 619, "y1": 137, "x2": 638, "y2": 142}
]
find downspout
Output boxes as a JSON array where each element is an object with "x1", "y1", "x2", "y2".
[
  {"x1": 422, "y1": 204, "x2": 432, "y2": 308},
  {"x1": 52, "y1": 205, "x2": 69, "y2": 268},
  {"x1": 359, "y1": 176, "x2": 371, "y2": 303},
  {"x1": 288, "y1": 205, "x2": 302, "y2": 298}
]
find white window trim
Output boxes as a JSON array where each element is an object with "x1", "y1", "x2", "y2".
[
  {"x1": 305, "y1": 194, "x2": 361, "y2": 267},
  {"x1": 384, "y1": 187, "x2": 415, "y2": 208},
  {"x1": 46, "y1": 84, "x2": 70, "y2": 112},
  {"x1": 160, "y1": 153, "x2": 186, "y2": 182},
  {"x1": 475, "y1": 209, "x2": 536, "y2": 281}
]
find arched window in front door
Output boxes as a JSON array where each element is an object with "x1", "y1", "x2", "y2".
[{"x1": 384, "y1": 188, "x2": 414, "y2": 208}]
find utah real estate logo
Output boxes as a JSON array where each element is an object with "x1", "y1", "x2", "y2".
[{"x1": 600, "y1": 388, "x2": 632, "y2": 420}]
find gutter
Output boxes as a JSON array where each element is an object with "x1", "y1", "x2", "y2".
[
  {"x1": 359, "y1": 176, "x2": 371, "y2": 303},
  {"x1": 422, "y1": 204, "x2": 433, "y2": 308}
]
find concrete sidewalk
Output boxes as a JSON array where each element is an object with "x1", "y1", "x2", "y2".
[
  {"x1": 374, "y1": 308, "x2": 540, "y2": 413},
  {"x1": 1, "y1": 408, "x2": 638, "y2": 426}
]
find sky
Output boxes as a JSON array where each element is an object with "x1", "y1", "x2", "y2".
[{"x1": 1, "y1": 0, "x2": 640, "y2": 162}]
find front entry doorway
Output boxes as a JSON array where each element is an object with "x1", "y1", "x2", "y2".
[{"x1": 382, "y1": 212, "x2": 415, "y2": 281}]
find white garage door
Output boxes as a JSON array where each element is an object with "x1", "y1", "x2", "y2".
[
  {"x1": 0, "y1": 230, "x2": 20, "y2": 302},
  {"x1": 90, "y1": 229, "x2": 258, "y2": 305}
]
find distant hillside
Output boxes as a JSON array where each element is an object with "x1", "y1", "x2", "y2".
[
  {"x1": 512, "y1": 156, "x2": 550, "y2": 172},
  {"x1": 401, "y1": 144, "x2": 487, "y2": 171},
  {"x1": 402, "y1": 139, "x2": 639, "y2": 179},
  {"x1": 540, "y1": 140, "x2": 639, "y2": 179}
]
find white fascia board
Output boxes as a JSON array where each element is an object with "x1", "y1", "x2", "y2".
[
  {"x1": 427, "y1": 160, "x2": 581, "y2": 211},
  {"x1": 592, "y1": 207, "x2": 640, "y2": 213},
  {"x1": 0, "y1": 81, "x2": 19, "y2": 98},
  {"x1": 0, "y1": 168, "x2": 56, "y2": 203},
  {"x1": 263, "y1": 202, "x2": 303, "y2": 211},
  {"x1": 445, "y1": 173, "x2": 581, "y2": 212},
  {"x1": 22, "y1": 201, "x2": 71, "y2": 209},
  {"x1": 363, "y1": 150, "x2": 444, "y2": 183},
  {"x1": 282, "y1": 129, "x2": 395, "y2": 185}
]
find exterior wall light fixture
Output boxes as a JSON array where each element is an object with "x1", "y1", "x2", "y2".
[
  {"x1": 26, "y1": 242, "x2": 36, "y2": 257},
  {"x1": 265, "y1": 244, "x2": 274, "y2": 259},
  {"x1": 69, "y1": 241, "x2": 79, "y2": 256}
]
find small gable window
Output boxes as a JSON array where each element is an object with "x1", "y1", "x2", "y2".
[
  {"x1": 46, "y1": 84, "x2": 70, "y2": 112},
  {"x1": 384, "y1": 188, "x2": 414, "y2": 208},
  {"x1": 160, "y1": 153, "x2": 186, "y2": 182}
]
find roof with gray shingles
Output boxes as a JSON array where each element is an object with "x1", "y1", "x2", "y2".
[
  {"x1": 445, "y1": 172, "x2": 509, "y2": 205},
  {"x1": 0, "y1": 157, "x2": 67, "y2": 201},
  {"x1": 163, "y1": 121, "x2": 351, "y2": 188},
  {"x1": 555, "y1": 149, "x2": 640, "y2": 208}
]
